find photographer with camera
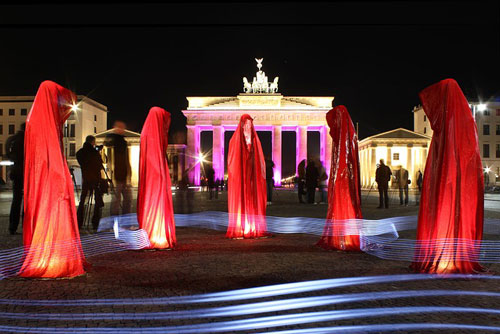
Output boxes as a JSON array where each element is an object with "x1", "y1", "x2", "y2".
[
  {"x1": 76, "y1": 135, "x2": 105, "y2": 231},
  {"x1": 6, "y1": 123, "x2": 25, "y2": 235}
]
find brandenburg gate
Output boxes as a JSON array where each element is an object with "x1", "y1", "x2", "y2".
[{"x1": 182, "y1": 59, "x2": 334, "y2": 186}]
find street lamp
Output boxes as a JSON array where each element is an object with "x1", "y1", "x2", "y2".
[
  {"x1": 477, "y1": 103, "x2": 487, "y2": 112},
  {"x1": 70, "y1": 103, "x2": 79, "y2": 112},
  {"x1": 197, "y1": 152, "x2": 206, "y2": 164},
  {"x1": 484, "y1": 166, "x2": 491, "y2": 189}
]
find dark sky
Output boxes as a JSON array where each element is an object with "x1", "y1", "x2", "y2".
[{"x1": 1, "y1": 1, "x2": 499, "y2": 144}]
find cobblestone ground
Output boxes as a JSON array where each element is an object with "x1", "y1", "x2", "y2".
[{"x1": 0, "y1": 188, "x2": 499, "y2": 333}]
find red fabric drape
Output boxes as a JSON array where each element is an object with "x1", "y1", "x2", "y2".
[
  {"x1": 411, "y1": 79, "x2": 485, "y2": 274},
  {"x1": 137, "y1": 107, "x2": 176, "y2": 249},
  {"x1": 227, "y1": 114, "x2": 267, "y2": 238},
  {"x1": 317, "y1": 105, "x2": 362, "y2": 251},
  {"x1": 19, "y1": 80, "x2": 87, "y2": 278}
]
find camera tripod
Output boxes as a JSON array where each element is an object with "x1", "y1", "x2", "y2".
[{"x1": 72, "y1": 167, "x2": 116, "y2": 232}]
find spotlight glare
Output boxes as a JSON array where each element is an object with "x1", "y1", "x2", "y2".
[
  {"x1": 477, "y1": 104, "x2": 487, "y2": 112},
  {"x1": 197, "y1": 152, "x2": 206, "y2": 163}
]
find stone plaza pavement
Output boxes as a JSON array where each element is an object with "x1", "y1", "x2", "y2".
[{"x1": 0, "y1": 188, "x2": 499, "y2": 333}]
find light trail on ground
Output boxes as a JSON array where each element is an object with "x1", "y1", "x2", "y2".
[
  {"x1": 1, "y1": 274, "x2": 498, "y2": 306},
  {"x1": 100, "y1": 212, "x2": 500, "y2": 263},
  {"x1": 0, "y1": 290, "x2": 498, "y2": 320}
]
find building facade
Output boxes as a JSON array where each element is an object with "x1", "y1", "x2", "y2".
[
  {"x1": 94, "y1": 130, "x2": 186, "y2": 188},
  {"x1": 414, "y1": 99, "x2": 500, "y2": 186},
  {"x1": 358, "y1": 128, "x2": 431, "y2": 189},
  {"x1": 0, "y1": 95, "x2": 108, "y2": 182},
  {"x1": 182, "y1": 59, "x2": 334, "y2": 186},
  {"x1": 469, "y1": 100, "x2": 500, "y2": 186}
]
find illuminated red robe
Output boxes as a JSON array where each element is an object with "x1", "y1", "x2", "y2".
[
  {"x1": 227, "y1": 114, "x2": 267, "y2": 238},
  {"x1": 411, "y1": 79, "x2": 485, "y2": 274},
  {"x1": 137, "y1": 107, "x2": 176, "y2": 249},
  {"x1": 317, "y1": 105, "x2": 362, "y2": 251},
  {"x1": 19, "y1": 81, "x2": 87, "y2": 278}
]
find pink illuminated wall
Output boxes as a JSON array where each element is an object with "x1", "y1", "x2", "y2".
[{"x1": 186, "y1": 124, "x2": 329, "y2": 186}]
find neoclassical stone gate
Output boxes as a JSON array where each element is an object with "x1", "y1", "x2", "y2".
[{"x1": 182, "y1": 59, "x2": 334, "y2": 186}]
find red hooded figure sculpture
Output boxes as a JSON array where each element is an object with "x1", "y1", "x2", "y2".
[
  {"x1": 19, "y1": 81, "x2": 87, "y2": 278},
  {"x1": 227, "y1": 114, "x2": 267, "y2": 238},
  {"x1": 137, "y1": 107, "x2": 176, "y2": 249},
  {"x1": 411, "y1": 79, "x2": 485, "y2": 274},
  {"x1": 317, "y1": 105, "x2": 362, "y2": 251}
]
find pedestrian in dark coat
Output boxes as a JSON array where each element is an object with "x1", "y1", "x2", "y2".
[
  {"x1": 76, "y1": 135, "x2": 105, "y2": 230},
  {"x1": 305, "y1": 159, "x2": 319, "y2": 204},
  {"x1": 6, "y1": 123, "x2": 25, "y2": 235},
  {"x1": 265, "y1": 157, "x2": 275, "y2": 204},
  {"x1": 297, "y1": 159, "x2": 306, "y2": 203},
  {"x1": 375, "y1": 159, "x2": 392, "y2": 208}
]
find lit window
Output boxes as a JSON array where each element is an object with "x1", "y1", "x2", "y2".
[{"x1": 393, "y1": 153, "x2": 400, "y2": 161}]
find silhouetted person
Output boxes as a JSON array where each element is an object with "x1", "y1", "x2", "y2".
[
  {"x1": 104, "y1": 120, "x2": 132, "y2": 215},
  {"x1": 215, "y1": 178, "x2": 220, "y2": 198},
  {"x1": 297, "y1": 159, "x2": 306, "y2": 203},
  {"x1": 76, "y1": 135, "x2": 105, "y2": 231},
  {"x1": 305, "y1": 159, "x2": 319, "y2": 204},
  {"x1": 186, "y1": 171, "x2": 194, "y2": 213},
  {"x1": 395, "y1": 165, "x2": 409, "y2": 206},
  {"x1": 265, "y1": 157, "x2": 275, "y2": 204},
  {"x1": 375, "y1": 159, "x2": 392, "y2": 209},
  {"x1": 6, "y1": 122, "x2": 25, "y2": 235},
  {"x1": 317, "y1": 159, "x2": 328, "y2": 204},
  {"x1": 416, "y1": 170, "x2": 423, "y2": 205},
  {"x1": 206, "y1": 165, "x2": 216, "y2": 200}
]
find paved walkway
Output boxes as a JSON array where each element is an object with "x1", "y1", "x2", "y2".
[{"x1": 0, "y1": 188, "x2": 498, "y2": 333}]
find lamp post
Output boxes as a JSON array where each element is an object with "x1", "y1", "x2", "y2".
[{"x1": 484, "y1": 166, "x2": 491, "y2": 191}]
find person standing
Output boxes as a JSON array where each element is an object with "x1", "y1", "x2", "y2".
[
  {"x1": 104, "y1": 120, "x2": 132, "y2": 216},
  {"x1": 416, "y1": 170, "x2": 423, "y2": 205},
  {"x1": 297, "y1": 159, "x2": 306, "y2": 203},
  {"x1": 395, "y1": 165, "x2": 409, "y2": 206},
  {"x1": 206, "y1": 165, "x2": 215, "y2": 200},
  {"x1": 265, "y1": 157, "x2": 275, "y2": 204},
  {"x1": 375, "y1": 159, "x2": 392, "y2": 209},
  {"x1": 76, "y1": 135, "x2": 105, "y2": 231},
  {"x1": 6, "y1": 123, "x2": 25, "y2": 235},
  {"x1": 317, "y1": 159, "x2": 328, "y2": 204},
  {"x1": 215, "y1": 178, "x2": 220, "y2": 199},
  {"x1": 305, "y1": 159, "x2": 319, "y2": 204}
]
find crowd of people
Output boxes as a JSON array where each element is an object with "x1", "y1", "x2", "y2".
[
  {"x1": 296, "y1": 158, "x2": 328, "y2": 204},
  {"x1": 375, "y1": 159, "x2": 423, "y2": 209}
]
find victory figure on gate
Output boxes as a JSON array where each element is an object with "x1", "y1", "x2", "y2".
[{"x1": 243, "y1": 58, "x2": 279, "y2": 94}]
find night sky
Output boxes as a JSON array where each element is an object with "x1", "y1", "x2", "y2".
[{"x1": 0, "y1": 1, "x2": 498, "y2": 176}]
